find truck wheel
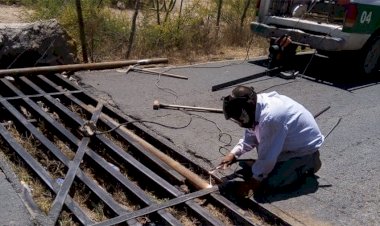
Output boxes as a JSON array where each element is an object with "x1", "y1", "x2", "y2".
[{"x1": 360, "y1": 36, "x2": 380, "y2": 75}]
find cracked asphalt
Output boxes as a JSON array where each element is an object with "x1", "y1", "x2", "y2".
[{"x1": 76, "y1": 54, "x2": 380, "y2": 226}]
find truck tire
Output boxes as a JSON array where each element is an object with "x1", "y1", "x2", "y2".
[{"x1": 360, "y1": 36, "x2": 380, "y2": 76}]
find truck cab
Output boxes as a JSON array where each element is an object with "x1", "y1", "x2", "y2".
[{"x1": 252, "y1": 0, "x2": 380, "y2": 75}]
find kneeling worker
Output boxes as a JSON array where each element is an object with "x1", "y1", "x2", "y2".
[{"x1": 220, "y1": 85, "x2": 324, "y2": 196}]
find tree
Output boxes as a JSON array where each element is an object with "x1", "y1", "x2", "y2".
[{"x1": 126, "y1": 0, "x2": 140, "y2": 58}]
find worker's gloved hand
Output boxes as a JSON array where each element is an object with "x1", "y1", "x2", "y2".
[{"x1": 219, "y1": 153, "x2": 237, "y2": 169}]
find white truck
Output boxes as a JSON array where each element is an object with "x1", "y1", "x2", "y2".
[{"x1": 252, "y1": 0, "x2": 380, "y2": 75}]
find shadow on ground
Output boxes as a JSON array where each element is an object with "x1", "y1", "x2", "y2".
[
  {"x1": 249, "y1": 53, "x2": 380, "y2": 92},
  {"x1": 219, "y1": 167, "x2": 331, "y2": 204}
]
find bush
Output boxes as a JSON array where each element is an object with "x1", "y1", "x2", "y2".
[
  {"x1": 15, "y1": 0, "x2": 264, "y2": 63},
  {"x1": 18, "y1": 0, "x2": 131, "y2": 61}
]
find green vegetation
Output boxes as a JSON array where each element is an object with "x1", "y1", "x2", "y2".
[{"x1": 4, "y1": 0, "x2": 267, "y2": 63}]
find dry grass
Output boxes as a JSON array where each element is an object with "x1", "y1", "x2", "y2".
[
  {"x1": 58, "y1": 211, "x2": 80, "y2": 226},
  {"x1": 169, "y1": 41, "x2": 269, "y2": 65},
  {"x1": 201, "y1": 200, "x2": 234, "y2": 225},
  {"x1": 70, "y1": 182, "x2": 109, "y2": 222},
  {"x1": 167, "y1": 207, "x2": 201, "y2": 226},
  {"x1": 0, "y1": 123, "x2": 54, "y2": 213}
]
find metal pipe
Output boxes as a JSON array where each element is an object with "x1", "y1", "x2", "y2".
[
  {"x1": 153, "y1": 100, "x2": 223, "y2": 113},
  {"x1": 0, "y1": 58, "x2": 168, "y2": 77},
  {"x1": 132, "y1": 67, "x2": 188, "y2": 80},
  {"x1": 85, "y1": 104, "x2": 211, "y2": 190}
]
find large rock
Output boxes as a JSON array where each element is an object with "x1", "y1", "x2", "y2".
[{"x1": 0, "y1": 19, "x2": 78, "y2": 69}]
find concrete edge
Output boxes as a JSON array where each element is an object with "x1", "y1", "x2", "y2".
[{"x1": 0, "y1": 152, "x2": 50, "y2": 226}]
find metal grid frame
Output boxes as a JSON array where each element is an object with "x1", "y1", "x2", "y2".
[{"x1": 0, "y1": 73, "x2": 279, "y2": 225}]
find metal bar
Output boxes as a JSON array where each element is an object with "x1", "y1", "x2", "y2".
[
  {"x1": 91, "y1": 186, "x2": 219, "y2": 226},
  {"x1": 100, "y1": 104, "x2": 209, "y2": 181},
  {"x1": 153, "y1": 100, "x2": 223, "y2": 113},
  {"x1": 48, "y1": 103, "x2": 103, "y2": 222},
  {"x1": 95, "y1": 135, "x2": 224, "y2": 225},
  {"x1": 184, "y1": 199, "x2": 225, "y2": 225},
  {"x1": 96, "y1": 111, "x2": 211, "y2": 189},
  {"x1": 0, "y1": 90, "x2": 83, "y2": 101},
  {"x1": 210, "y1": 193, "x2": 259, "y2": 225},
  {"x1": 85, "y1": 148, "x2": 184, "y2": 225},
  {"x1": 86, "y1": 148, "x2": 155, "y2": 205},
  {"x1": 0, "y1": 58, "x2": 168, "y2": 77},
  {"x1": 313, "y1": 106, "x2": 331, "y2": 119},
  {"x1": 1, "y1": 79, "x2": 23, "y2": 96},
  {"x1": 95, "y1": 135, "x2": 183, "y2": 197},
  {"x1": 131, "y1": 67, "x2": 188, "y2": 80},
  {"x1": 0, "y1": 120, "x2": 92, "y2": 225},
  {"x1": 211, "y1": 67, "x2": 281, "y2": 92}
]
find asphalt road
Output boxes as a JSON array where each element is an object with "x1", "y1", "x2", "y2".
[{"x1": 76, "y1": 54, "x2": 380, "y2": 226}]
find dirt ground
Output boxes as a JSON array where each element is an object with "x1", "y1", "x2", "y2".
[{"x1": 0, "y1": 4, "x2": 30, "y2": 23}]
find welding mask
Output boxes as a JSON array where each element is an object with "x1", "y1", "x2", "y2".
[{"x1": 223, "y1": 86, "x2": 257, "y2": 128}]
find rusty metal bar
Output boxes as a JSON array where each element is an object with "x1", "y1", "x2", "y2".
[
  {"x1": 101, "y1": 113, "x2": 211, "y2": 189},
  {"x1": 0, "y1": 58, "x2": 168, "y2": 77},
  {"x1": 94, "y1": 135, "x2": 183, "y2": 197}
]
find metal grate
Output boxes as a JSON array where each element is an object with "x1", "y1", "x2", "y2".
[{"x1": 0, "y1": 74, "x2": 286, "y2": 225}]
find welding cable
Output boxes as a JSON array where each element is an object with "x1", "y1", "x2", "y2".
[
  {"x1": 94, "y1": 111, "x2": 233, "y2": 160},
  {"x1": 152, "y1": 67, "x2": 234, "y2": 156},
  {"x1": 183, "y1": 111, "x2": 233, "y2": 156}
]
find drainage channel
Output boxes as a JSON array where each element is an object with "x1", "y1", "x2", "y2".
[{"x1": 0, "y1": 73, "x2": 288, "y2": 226}]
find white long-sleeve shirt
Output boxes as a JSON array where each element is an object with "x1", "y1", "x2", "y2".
[{"x1": 230, "y1": 91, "x2": 324, "y2": 181}]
